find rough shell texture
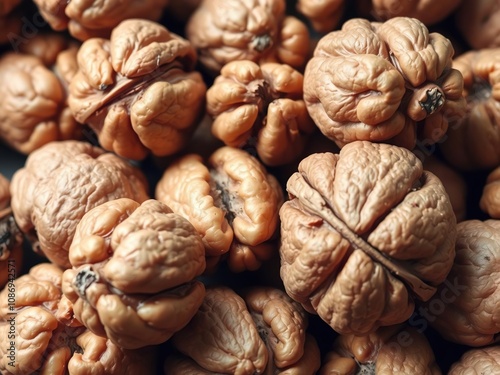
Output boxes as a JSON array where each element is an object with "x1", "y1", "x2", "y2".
[
  {"x1": 207, "y1": 60, "x2": 316, "y2": 166},
  {"x1": 303, "y1": 17, "x2": 465, "y2": 150},
  {"x1": 319, "y1": 325, "x2": 441, "y2": 375},
  {"x1": 166, "y1": 286, "x2": 321, "y2": 374},
  {"x1": 455, "y1": 0, "x2": 500, "y2": 49},
  {"x1": 440, "y1": 48, "x2": 500, "y2": 170},
  {"x1": 0, "y1": 42, "x2": 82, "y2": 154},
  {"x1": 448, "y1": 346, "x2": 500, "y2": 375},
  {"x1": 296, "y1": 0, "x2": 345, "y2": 33},
  {"x1": 279, "y1": 141, "x2": 457, "y2": 335},
  {"x1": 10, "y1": 140, "x2": 149, "y2": 268},
  {"x1": 32, "y1": 0, "x2": 170, "y2": 41},
  {"x1": 423, "y1": 219, "x2": 500, "y2": 347},
  {"x1": 62, "y1": 198, "x2": 206, "y2": 349},
  {"x1": 480, "y1": 166, "x2": 500, "y2": 219},
  {"x1": 155, "y1": 146, "x2": 284, "y2": 273},
  {"x1": 185, "y1": 0, "x2": 310, "y2": 75},
  {"x1": 68, "y1": 18, "x2": 207, "y2": 160}
]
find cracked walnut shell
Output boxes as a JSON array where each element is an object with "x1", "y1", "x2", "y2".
[
  {"x1": 68, "y1": 19, "x2": 207, "y2": 160},
  {"x1": 155, "y1": 146, "x2": 284, "y2": 273},
  {"x1": 207, "y1": 60, "x2": 315, "y2": 166},
  {"x1": 279, "y1": 141, "x2": 457, "y2": 335},
  {"x1": 62, "y1": 198, "x2": 206, "y2": 349},
  {"x1": 303, "y1": 17, "x2": 465, "y2": 150},
  {"x1": 165, "y1": 286, "x2": 321, "y2": 374}
]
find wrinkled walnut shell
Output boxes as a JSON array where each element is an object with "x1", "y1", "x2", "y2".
[
  {"x1": 279, "y1": 141, "x2": 456, "y2": 335},
  {"x1": 448, "y1": 346, "x2": 500, "y2": 375},
  {"x1": 480, "y1": 166, "x2": 500, "y2": 219},
  {"x1": 62, "y1": 198, "x2": 206, "y2": 349},
  {"x1": 155, "y1": 146, "x2": 284, "y2": 273}
]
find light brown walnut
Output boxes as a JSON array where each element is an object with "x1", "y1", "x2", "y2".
[
  {"x1": 296, "y1": 0, "x2": 345, "y2": 33},
  {"x1": 448, "y1": 345, "x2": 500, "y2": 375}
]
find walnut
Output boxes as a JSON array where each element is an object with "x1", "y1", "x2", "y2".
[
  {"x1": 296, "y1": 0, "x2": 345, "y2": 33},
  {"x1": 185, "y1": 0, "x2": 310, "y2": 75},
  {"x1": 480, "y1": 166, "x2": 500, "y2": 219},
  {"x1": 449, "y1": 346, "x2": 500, "y2": 375},
  {"x1": 10, "y1": 140, "x2": 149, "y2": 269},
  {"x1": 155, "y1": 146, "x2": 284, "y2": 273},
  {"x1": 68, "y1": 19, "x2": 207, "y2": 160},
  {"x1": 303, "y1": 17, "x2": 465, "y2": 150},
  {"x1": 164, "y1": 286, "x2": 321, "y2": 374},
  {"x1": 62, "y1": 198, "x2": 206, "y2": 349},
  {"x1": 455, "y1": 0, "x2": 500, "y2": 50},
  {"x1": 279, "y1": 141, "x2": 457, "y2": 335},
  {"x1": 207, "y1": 60, "x2": 316, "y2": 166}
]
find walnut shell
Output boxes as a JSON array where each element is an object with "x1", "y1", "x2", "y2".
[
  {"x1": 10, "y1": 140, "x2": 149, "y2": 268},
  {"x1": 448, "y1": 346, "x2": 500, "y2": 375},
  {"x1": 440, "y1": 48, "x2": 500, "y2": 170},
  {"x1": 421, "y1": 219, "x2": 500, "y2": 347},
  {"x1": 207, "y1": 60, "x2": 316, "y2": 166},
  {"x1": 303, "y1": 17, "x2": 466, "y2": 150},
  {"x1": 68, "y1": 18, "x2": 206, "y2": 160},
  {"x1": 165, "y1": 286, "x2": 321, "y2": 374},
  {"x1": 185, "y1": 0, "x2": 310, "y2": 75},
  {"x1": 62, "y1": 198, "x2": 206, "y2": 349},
  {"x1": 279, "y1": 141, "x2": 457, "y2": 335},
  {"x1": 480, "y1": 166, "x2": 500, "y2": 219},
  {"x1": 155, "y1": 146, "x2": 284, "y2": 273}
]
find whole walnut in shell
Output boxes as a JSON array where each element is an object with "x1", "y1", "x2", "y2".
[
  {"x1": 303, "y1": 17, "x2": 466, "y2": 150},
  {"x1": 68, "y1": 19, "x2": 207, "y2": 160},
  {"x1": 10, "y1": 140, "x2": 149, "y2": 269},
  {"x1": 62, "y1": 198, "x2": 206, "y2": 349},
  {"x1": 185, "y1": 0, "x2": 310, "y2": 75},
  {"x1": 164, "y1": 286, "x2": 321, "y2": 374},
  {"x1": 319, "y1": 325, "x2": 441, "y2": 375},
  {"x1": 155, "y1": 146, "x2": 284, "y2": 273},
  {"x1": 455, "y1": 0, "x2": 500, "y2": 50},
  {"x1": 480, "y1": 166, "x2": 500, "y2": 218},
  {"x1": 0, "y1": 263, "x2": 156, "y2": 375},
  {"x1": 440, "y1": 48, "x2": 500, "y2": 170},
  {"x1": 279, "y1": 141, "x2": 457, "y2": 335},
  {"x1": 32, "y1": 0, "x2": 169, "y2": 41},
  {"x1": 420, "y1": 219, "x2": 500, "y2": 347},
  {"x1": 207, "y1": 60, "x2": 316, "y2": 166},
  {"x1": 448, "y1": 345, "x2": 500, "y2": 375},
  {"x1": 0, "y1": 36, "x2": 82, "y2": 154}
]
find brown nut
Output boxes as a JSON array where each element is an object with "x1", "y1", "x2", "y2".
[
  {"x1": 279, "y1": 141, "x2": 457, "y2": 335},
  {"x1": 303, "y1": 17, "x2": 466, "y2": 150},
  {"x1": 155, "y1": 146, "x2": 284, "y2": 273},
  {"x1": 32, "y1": 0, "x2": 169, "y2": 41},
  {"x1": 440, "y1": 48, "x2": 500, "y2": 171},
  {"x1": 319, "y1": 325, "x2": 441, "y2": 375},
  {"x1": 165, "y1": 286, "x2": 321, "y2": 374},
  {"x1": 455, "y1": 0, "x2": 500, "y2": 50},
  {"x1": 448, "y1": 346, "x2": 500, "y2": 375},
  {"x1": 62, "y1": 198, "x2": 206, "y2": 349},
  {"x1": 207, "y1": 60, "x2": 316, "y2": 166},
  {"x1": 68, "y1": 19, "x2": 207, "y2": 160},
  {"x1": 296, "y1": 0, "x2": 345, "y2": 34},
  {"x1": 185, "y1": 0, "x2": 310, "y2": 75},
  {"x1": 480, "y1": 166, "x2": 500, "y2": 219},
  {"x1": 10, "y1": 140, "x2": 149, "y2": 269},
  {"x1": 421, "y1": 219, "x2": 500, "y2": 347}
]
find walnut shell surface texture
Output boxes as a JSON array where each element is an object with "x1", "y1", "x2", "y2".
[
  {"x1": 207, "y1": 60, "x2": 316, "y2": 166},
  {"x1": 164, "y1": 286, "x2": 321, "y2": 374},
  {"x1": 10, "y1": 140, "x2": 149, "y2": 269},
  {"x1": 279, "y1": 141, "x2": 457, "y2": 335},
  {"x1": 68, "y1": 19, "x2": 207, "y2": 160},
  {"x1": 303, "y1": 17, "x2": 465, "y2": 150},
  {"x1": 62, "y1": 198, "x2": 206, "y2": 349},
  {"x1": 155, "y1": 146, "x2": 284, "y2": 273},
  {"x1": 480, "y1": 166, "x2": 500, "y2": 219},
  {"x1": 448, "y1": 345, "x2": 500, "y2": 375}
]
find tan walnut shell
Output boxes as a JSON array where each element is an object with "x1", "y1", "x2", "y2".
[
  {"x1": 155, "y1": 146, "x2": 284, "y2": 273},
  {"x1": 279, "y1": 141, "x2": 457, "y2": 335},
  {"x1": 0, "y1": 263, "x2": 156, "y2": 375},
  {"x1": 480, "y1": 166, "x2": 500, "y2": 219},
  {"x1": 62, "y1": 198, "x2": 206, "y2": 349},
  {"x1": 68, "y1": 19, "x2": 207, "y2": 160},
  {"x1": 164, "y1": 286, "x2": 321, "y2": 374},
  {"x1": 420, "y1": 219, "x2": 500, "y2": 347},
  {"x1": 10, "y1": 140, "x2": 149, "y2": 269},
  {"x1": 319, "y1": 325, "x2": 441, "y2": 375},
  {"x1": 440, "y1": 48, "x2": 500, "y2": 170},
  {"x1": 185, "y1": 0, "x2": 310, "y2": 75},
  {"x1": 448, "y1": 345, "x2": 500, "y2": 375},
  {"x1": 207, "y1": 60, "x2": 316, "y2": 166},
  {"x1": 303, "y1": 17, "x2": 466, "y2": 150}
]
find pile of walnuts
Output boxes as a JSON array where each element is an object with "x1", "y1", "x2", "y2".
[{"x1": 1, "y1": 0, "x2": 500, "y2": 374}]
